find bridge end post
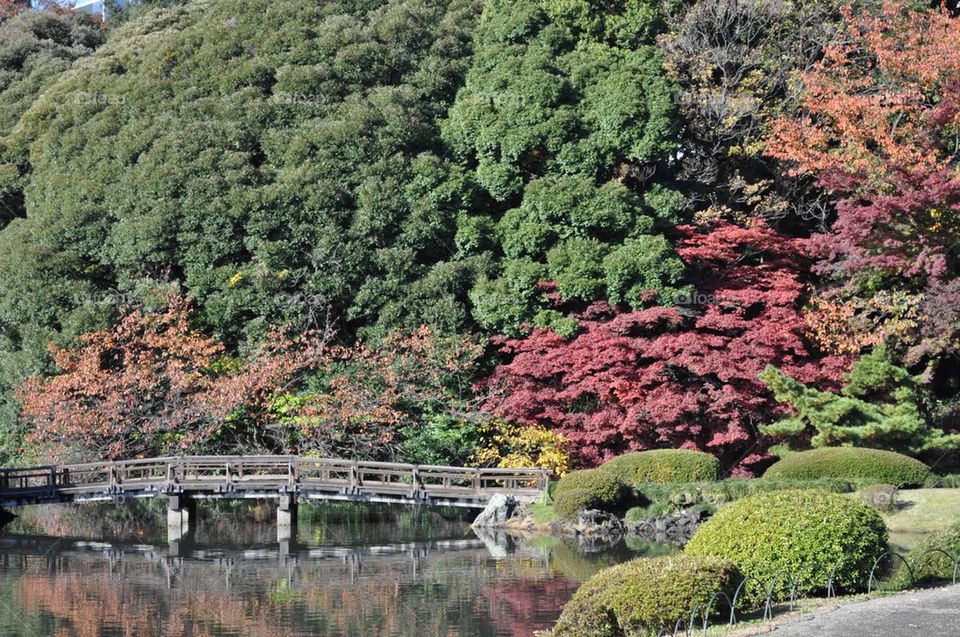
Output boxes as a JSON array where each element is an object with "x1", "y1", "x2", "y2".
[
  {"x1": 167, "y1": 494, "x2": 195, "y2": 544},
  {"x1": 277, "y1": 493, "x2": 298, "y2": 544}
]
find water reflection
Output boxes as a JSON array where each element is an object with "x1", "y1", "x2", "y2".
[{"x1": 0, "y1": 501, "x2": 675, "y2": 637}]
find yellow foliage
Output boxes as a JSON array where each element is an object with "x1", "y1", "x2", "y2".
[{"x1": 472, "y1": 419, "x2": 571, "y2": 477}]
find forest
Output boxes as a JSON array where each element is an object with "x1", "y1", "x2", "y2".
[{"x1": 0, "y1": 0, "x2": 957, "y2": 476}]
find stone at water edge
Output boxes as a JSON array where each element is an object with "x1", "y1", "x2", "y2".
[
  {"x1": 0, "y1": 508, "x2": 15, "y2": 527},
  {"x1": 574, "y1": 510, "x2": 624, "y2": 537},
  {"x1": 471, "y1": 494, "x2": 517, "y2": 528}
]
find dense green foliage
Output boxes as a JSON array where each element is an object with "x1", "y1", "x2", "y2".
[
  {"x1": 1, "y1": 0, "x2": 959, "y2": 475},
  {"x1": 601, "y1": 449, "x2": 720, "y2": 486},
  {"x1": 445, "y1": 0, "x2": 686, "y2": 335},
  {"x1": 905, "y1": 521, "x2": 960, "y2": 586},
  {"x1": 0, "y1": 10, "x2": 104, "y2": 143},
  {"x1": 553, "y1": 467, "x2": 629, "y2": 516},
  {"x1": 0, "y1": 0, "x2": 487, "y2": 460},
  {"x1": 761, "y1": 347, "x2": 960, "y2": 458},
  {"x1": 547, "y1": 555, "x2": 740, "y2": 637},
  {"x1": 763, "y1": 447, "x2": 930, "y2": 488},
  {"x1": 685, "y1": 490, "x2": 888, "y2": 607},
  {"x1": 625, "y1": 477, "x2": 854, "y2": 519}
]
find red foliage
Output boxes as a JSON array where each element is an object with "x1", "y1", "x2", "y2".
[
  {"x1": 808, "y1": 170, "x2": 960, "y2": 286},
  {"x1": 0, "y1": 0, "x2": 75, "y2": 20},
  {"x1": 768, "y1": 1, "x2": 960, "y2": 372},
  {"x1": 482, "y1": 221, "x2": 848, "y2": 474},
  {"x1": 17, "y1": 296, "x2": 327, "y2": 461}
]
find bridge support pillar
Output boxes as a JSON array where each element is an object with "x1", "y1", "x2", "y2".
[
  {"x1": 277, "y1": 493, "x2": 298, "y2": 543},
  {"x1": 167, "y1": 494, "x2": 195, "y2": 544}
]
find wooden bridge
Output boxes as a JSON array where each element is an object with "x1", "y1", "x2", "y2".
[{"x1": 0, "y1": 456, "x2": 549, "y2": 542}]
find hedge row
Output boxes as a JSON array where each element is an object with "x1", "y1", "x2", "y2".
[
  {"x1": 601, "y1": 449, "x2": 721, "y2": 486},
  {"x1": 764, "y1": 447, "x2": 930, "y2": 487}
]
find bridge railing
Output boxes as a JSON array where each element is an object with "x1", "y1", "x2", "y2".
[{"x1": 0, "y1": 456, "x2": 549, "y2": 502}]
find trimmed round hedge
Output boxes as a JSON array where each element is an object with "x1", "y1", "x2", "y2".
[
  {"x1": 547, "y1": 555, "x2": 741, "y2": 637},
  {"x1": 601, "y1": 449, "x2": 721, "y2": 486},
  {"x1": 554, "y1": 488, "x2": 597, "y2": 518},
  {"x1": 553, "y1": 469, "x2": 628, "y2": 517},
  {"x1": 685, "y1": 490, "x2": 888, "y2": 607},
  {"x1": 764, "y1": 447, "x2": 929, "y2": 487}
]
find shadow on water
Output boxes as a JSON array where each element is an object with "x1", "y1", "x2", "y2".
[{"x1": 0, "y1": 499, "x2": 676, "y2": 637}]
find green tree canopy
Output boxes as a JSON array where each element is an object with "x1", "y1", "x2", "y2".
[
  {"x1": 445, "y1": 0, "x2": 685, "y2": 334},
  {"x1": 760, "y1": 347, "x2": 960, "y2": 458}
]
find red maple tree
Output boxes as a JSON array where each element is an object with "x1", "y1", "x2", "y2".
[{"x1": 482, "y1": 221, "x2": 848, "y2": 474}]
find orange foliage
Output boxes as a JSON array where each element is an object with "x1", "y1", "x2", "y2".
[
  {"x1": 804, "y1": 291, "x2": 921, "y2": 355},
  {"x1": 0, "y1": 0, "x2": 77, "y2": 20},
  {"x1": 768, "y1": 1, "x2": 960, "y2": 190},
  {"x1": 270, "y1": 326, "x2": 484, "y2": 460},
  {"x1": 17, "y1": 296, "x2": 327, "y2": 461}
]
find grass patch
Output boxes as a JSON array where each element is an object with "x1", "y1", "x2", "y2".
[
  {"x1": 878, "y1": 488, "x2": 960, "y2": 551},
  {"x1": 530, "y1": 502, "x2": 559, "y2": 524}
]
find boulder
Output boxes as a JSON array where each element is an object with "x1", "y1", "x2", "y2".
[
  {"x1": 574, "y1": 509, "x2": 624, "y2": 538},
  {"x1": 0, "y1": 508, "x2": 15, "y2": 528},
  {"x1": 471, "y1": 494, "x2": 517, "y2": 529}
]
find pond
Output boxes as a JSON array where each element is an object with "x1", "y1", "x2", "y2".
[{"x1": 0, "y1": 500, "x2": 676, "y2": 637}]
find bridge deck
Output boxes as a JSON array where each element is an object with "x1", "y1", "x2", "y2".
[{"x1": 0, "y1": 456, "x2": 549, "y2": 509}]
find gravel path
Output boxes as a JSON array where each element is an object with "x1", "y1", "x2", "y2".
[{"x1": 764, "y1": 585, "x2": 960, "y2": 636}]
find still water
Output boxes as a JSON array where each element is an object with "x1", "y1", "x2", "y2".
[{"x1": 0, "y1": 500, "x2": 674, "y2": 637}]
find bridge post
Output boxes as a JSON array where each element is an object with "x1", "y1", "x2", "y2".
[
  {"x1": 277, "y1": 493, "x2": 298, "y2": 543},
  {"x1": 167, "y1": 494, "x2": 195, "y2": 544}
]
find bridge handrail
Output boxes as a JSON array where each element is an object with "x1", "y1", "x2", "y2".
[{"x1": 0, "y1": 456, "x2": 550, "y2": 499}]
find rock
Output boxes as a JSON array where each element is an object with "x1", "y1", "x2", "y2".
[
  {"x1": 471, "y1": 494, "x2": 517, "y2": 529},
  {"x1": 0, "y1": 508, "x2": 14, "y2": 528},
  {"x1": 574, "y1": 510, "x2": 624, "y2": 538},
  {"x1": 626, "y1": 507, "x2": 711, "y2": 545}
]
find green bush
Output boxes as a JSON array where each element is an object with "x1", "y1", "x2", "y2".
[
  {"x1": 632, "y1": 477, "x2": 853, "y2": 514},
  {"x1": 904, "y1": 521, "x2": 960, "y2": 586},
  {"x1": 763, "y1": 448, "x2": 929, "y2": 487},
  {"x1": 547, "y1": 555, "x2": 742, "y2": 637},
  {"x1": 554, "y1": 488, "x2": 599, "y2": 518},
  {"x1": 601, "y1": 449, "x2": 721, "y2": 486},
  {"x1": 553, "y1": 469, "x2": 629, "y2": 517},
  {"x1": 555, "y1": 468, "x2": 627, "y2": 499},
  {"x1": 685, "y1": 490, "x2": 888, "y2": 607},
  {"x1": 924, "y1": 474, "x2": 960, "y2": 488},
  {"x1": 625, "y1": 502, "x2": 716, "y2": 522}
]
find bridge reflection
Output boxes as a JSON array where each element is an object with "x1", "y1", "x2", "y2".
[
  {"x1": 0, "y1": 531, "x2": 550, "y2": 589},
  {"x1": 0, "y1": 528, "x2": 592, "y2": 637}
]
